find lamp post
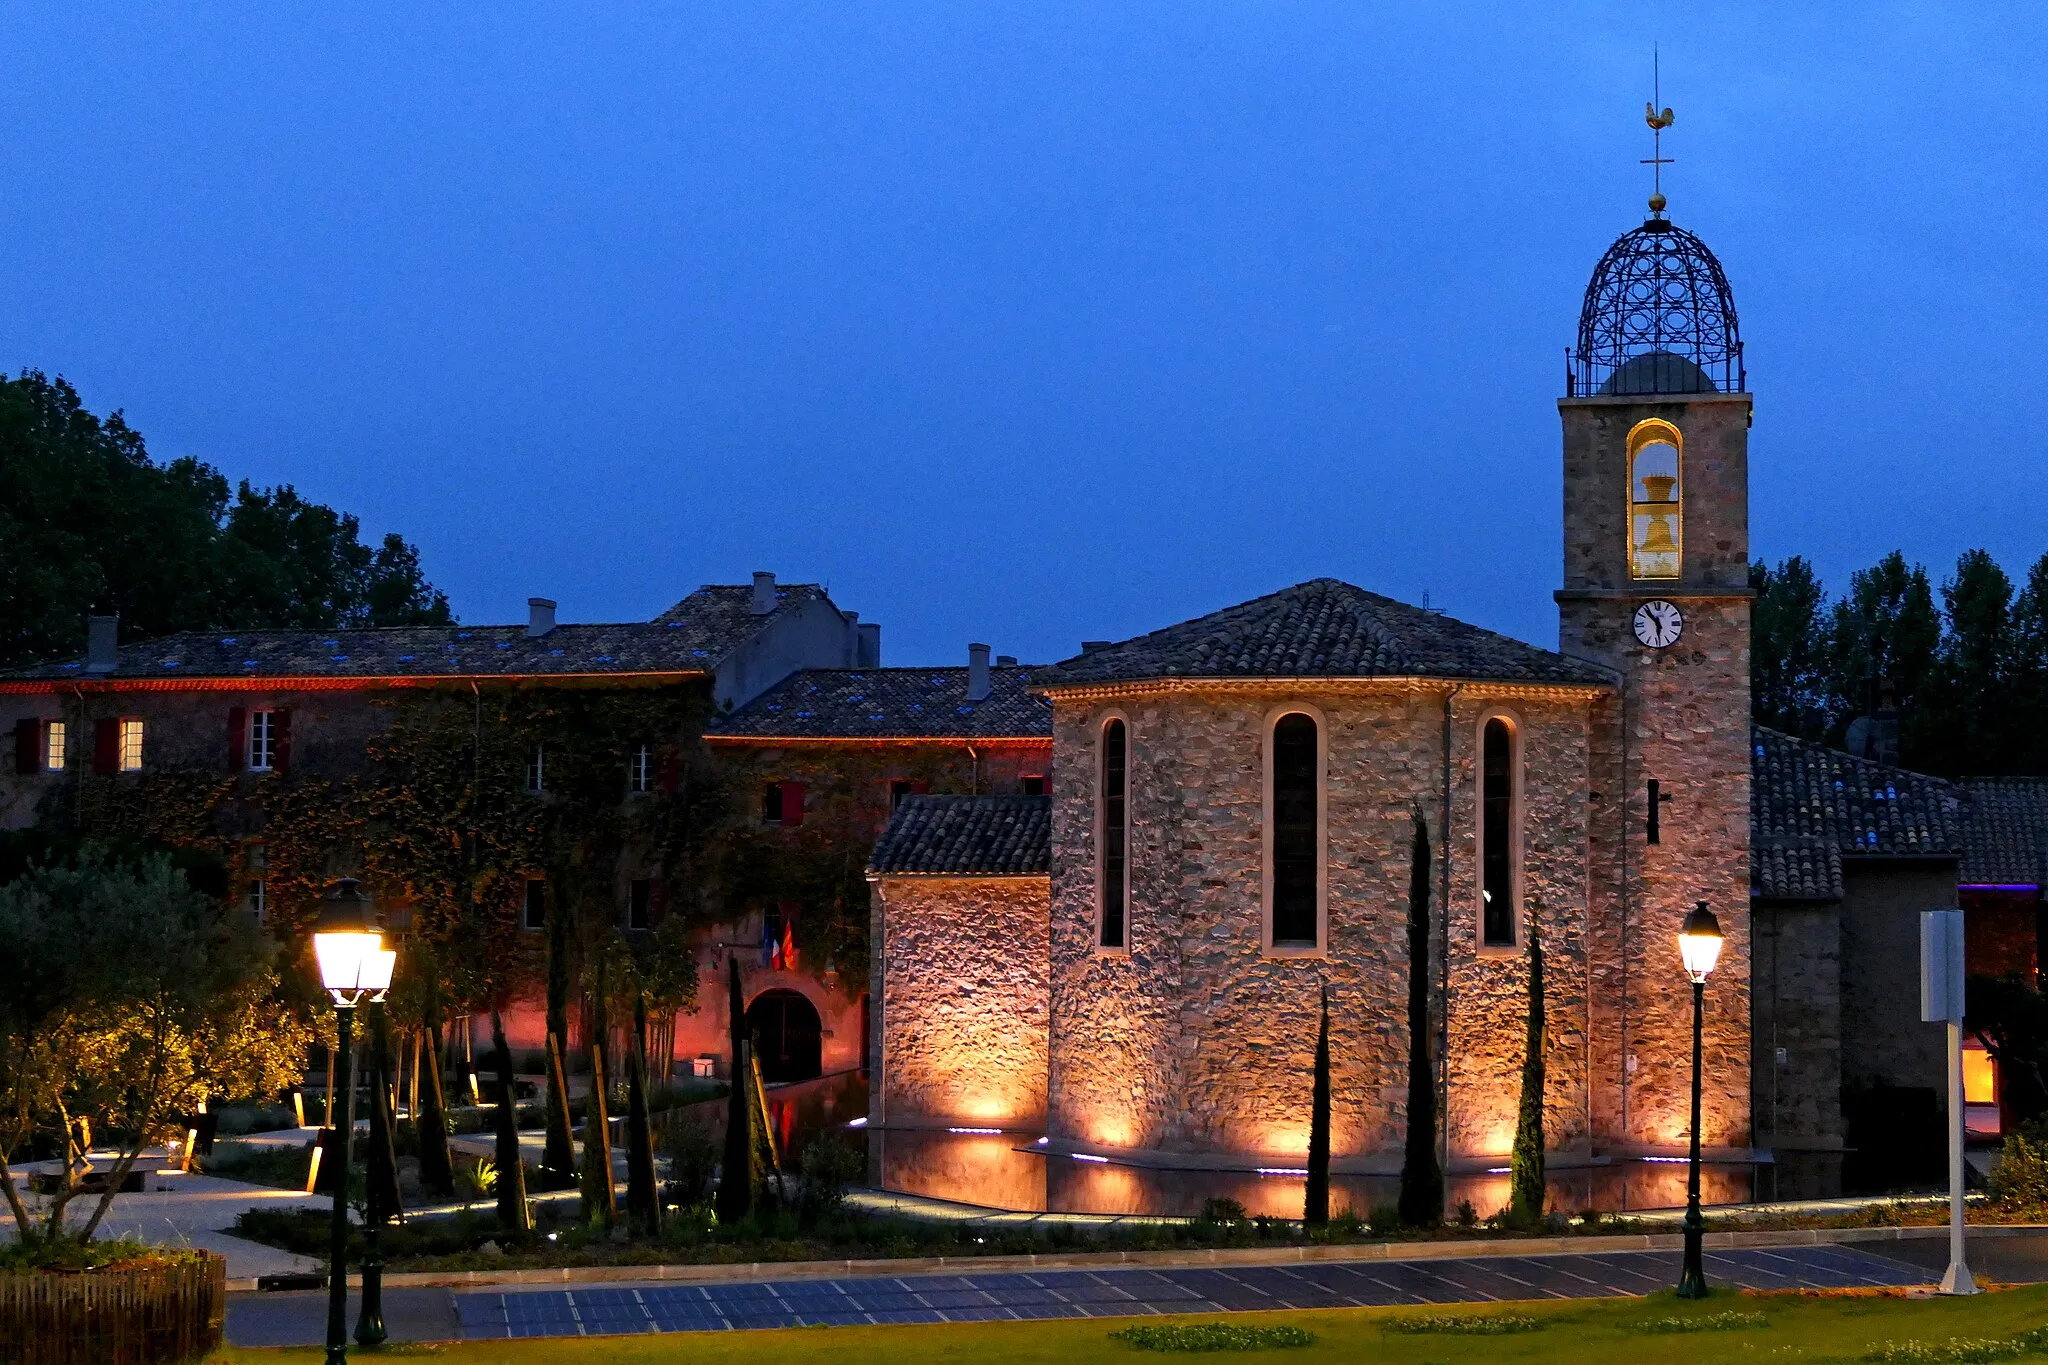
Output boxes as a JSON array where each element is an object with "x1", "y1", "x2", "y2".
[
  {"x1": 355, "y1": 989, "x2": 397, "y2": 1348},
  {"x1": 312, "y1": 880, "x2": 394, "y2": 1365},
  {"x1": 1676, "y1": 900, "x2": 1724, "y2": 1300}
]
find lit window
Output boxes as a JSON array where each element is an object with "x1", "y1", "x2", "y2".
[
  {"x1": 1480, "y1": 717, "x2": 1519, "y2": 948},
  {"x1": 248, "y1": 710, "x2": 275, "y2": 771},
  {"x1": 627, "y1": 879, "x2": 652, "y2": 931},
  {"x1": 629, "y1": 745, "x2": 652, "y2": 794},
  {"x1": 118, "y1": 719, "x2": 144, "y2": 772},
  {"x1": 1098, "y1": 719, "x2": 1127, "y2": 950},
  {"x1": 1269, "y1": 713, "x2": 1319, "y2": 948},
  {"x1": 247, "y1": 879, "x2": 267, "y2": 925},
  {"x1": 525, "y1": 745, "x2": 545, "y2": 793},
  {"x1": 44, "y1": 721, "x2": 66, "y2": 772},
  {"x1": 522, "y1": 879, "x2": 546, "y2": 931},
  {"x1": 1628, "y1": 419, "x2": 1683, "y2": 580}
]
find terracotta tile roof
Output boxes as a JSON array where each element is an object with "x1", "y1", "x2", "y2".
[
  {"x1": 1032, "y1": 578, "x2": 1614, "y2": 689},
  {"x1": 1956, "y1": 778, "x2": 2048, "y2": 887},
  {"x1": 1750, "y1": 726, "x2": 1964, "y2": 902},
  {"x1": 868, "y1": 794, "x2": 1051, "y2": 876},
  {"x1": 708, "y1": 667, "x2": 1053, "y2": 740},
  {"x1": 4, "y1": 583, "x2": 832, "y2": 683}
]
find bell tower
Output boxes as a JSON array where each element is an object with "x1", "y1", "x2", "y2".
[{"x1": 1558, "y1": 164, "x2": 1753, "y2": 1158}]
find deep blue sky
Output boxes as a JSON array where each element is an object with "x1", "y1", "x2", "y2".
[{"x1": 5, "y1": 4, "x2": 2041, "y2": 665}]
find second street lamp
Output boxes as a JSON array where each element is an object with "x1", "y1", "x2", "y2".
[
  {"x1": 1676, "y1": 900, "x2": 1724, "y2": 1300},
  {"x1": 312, "y1": 879, "x2": 394, "y2": 1365}
]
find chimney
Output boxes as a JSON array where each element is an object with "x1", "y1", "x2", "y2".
[
  {"x1": 85, "y1": 615, "x2": 120, "y2": 674},
  {"x1": 857, "y1": 622, "x2": 882, "y2": 668},
  {"x1": 967, "y1": 643, "x2": 991, "y2": 702},
  {"x1": 1081, "y1": 640, "x2": 1111, "y2": 653},
  {"x1": 751, "y1": 571, "x2": 777, "y2": 615},
  {"x1": 526, "y1": 597, "x2": 557, "y2": 638},
  {"x1": 996, "y1": 654, "x2": 1017, "y2": 667}
]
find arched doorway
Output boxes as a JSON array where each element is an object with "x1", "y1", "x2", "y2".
[{"x1": 745, "y1": 989, "x2": 822, "y2": 1083}]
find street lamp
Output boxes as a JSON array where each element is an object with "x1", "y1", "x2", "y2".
[
  {"x1": 1676, "y1": 900, "x2": 1723, "y2": 1300},
  {"x1": 313, "y1": 879, "x2": 393, "y2": 1365}
]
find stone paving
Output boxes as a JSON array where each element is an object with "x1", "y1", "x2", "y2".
[{"x1": 227, "y1": 1242, "x2": 1929, "y2": 1346}]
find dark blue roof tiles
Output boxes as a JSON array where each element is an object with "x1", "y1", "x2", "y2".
[
  {"x1": 868, "y1": 795, "x2": 1052, "y2": 876},
  {"x1": 709, "y1": 667, "x2": 1053, "y2": 740},
  {"x1": 1033, "y1": 578, "x2": 1613, "y2": 689},
  {"x1": 1957, "y1": 778, "x2": 2048, "y2": 887},
  {"x1": 1750, "y1": 726, "x2": 1964, "y2": 902}
]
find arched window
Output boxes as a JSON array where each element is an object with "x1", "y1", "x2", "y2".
[
  {"x1": 1628, "y1": 418, "x2": 1683, "y2": 580},
  {"x1": 1098, "y1": 717, "x2": 1128, "y2": 950},
  {"x1": 1479, "y1": 717, "x2": 1519, "y2": 948},
  {"x1": 1270, "y1": 712, "x2": 1320, "y2": 948}
]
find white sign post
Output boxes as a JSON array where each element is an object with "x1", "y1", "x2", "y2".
[{"x1": 1920, "y1": 909, "x2": 1977, "y2": 1296}]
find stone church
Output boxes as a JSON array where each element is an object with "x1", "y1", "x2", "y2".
[{"x1": 866, "y1": 195, "x2": 2012, "y2": 1198}]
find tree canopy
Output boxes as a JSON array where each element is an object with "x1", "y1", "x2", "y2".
[
  {"x1": 0, "y1": 371, "x2": 450, "y2": 670},
  {"x1": 1752, "y1": 547, "x2": 2048, "y2": 776}
]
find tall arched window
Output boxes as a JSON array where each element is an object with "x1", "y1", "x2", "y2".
[
  {"x1": 1270, "y1": 713, "x2": 1319, "y2": 947},
  {"x1": 1099, "y1": 718, "x2": 1128, "y2": 950},
  {"x1": 1628, "y1": 418, "x2": 1683, "y2": 579},
  {"x1": 1479, "y1": 717, "x2": 1519, "y2": 947}
]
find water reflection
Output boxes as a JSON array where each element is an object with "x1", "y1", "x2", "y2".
[{"x1": 739, "y1": 1074, "x2": 1823, "y2": 1218}]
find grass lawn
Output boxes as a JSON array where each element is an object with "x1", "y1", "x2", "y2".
[{"x1": 207, "y1": 1283, "x2": 2048, "y2": 1363}]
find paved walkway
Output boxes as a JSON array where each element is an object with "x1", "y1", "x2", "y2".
[
  {"x1": 1, "y1": 1161, "x2": 322, "y2": 1281},
  {"x1": 227, "y1": 1242, "x2": 1931, "y2": 1345}
]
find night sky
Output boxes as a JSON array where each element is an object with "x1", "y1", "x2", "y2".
[{"x1": 4, "y1": 4, "x2": 2040, "y2": 665}]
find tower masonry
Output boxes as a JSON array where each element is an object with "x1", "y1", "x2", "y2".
[{"x1": 1557, "y1": 211, "x2": 1754, "y2": 1157}]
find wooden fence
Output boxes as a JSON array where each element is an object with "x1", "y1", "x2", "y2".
[{"x1": 0, "y1": 1253, "x2": 226, "y2": 1365}]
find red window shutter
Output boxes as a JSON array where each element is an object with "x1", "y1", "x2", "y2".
[
  {"x1": 658, "y1": 751, "x2": 680, "y2": 795},
  {"x1": 14, "y1": 719, "x2": 39, "y2": 775},
  {"x1": 274, "y1": 709, "x2": 292, "y2": 774},
  {"x1": 781, "y1": 780, "x2": 805, "y2": 826},
  {"x1": 228, "y1": 707, "x2": 246, "y2": 772},
  {"x1": 93, "y1": 719, "x2": 119, "y2": 775}
]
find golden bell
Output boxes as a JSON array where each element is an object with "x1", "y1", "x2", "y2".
[{"x1": 1640, "y1": 511, "x2": 1679, "y2": 556}]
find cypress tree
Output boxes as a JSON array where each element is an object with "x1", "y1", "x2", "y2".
[
  {"x1": 540, "y1": 882, "x2": 577, "y2": 1190},
  {"x1": 490, "y1": 1005, "x2": 532, "y2": 1235},
  {"x1": 1508, "y1": 899, "x2": 1546, "y2": 1228},
  {"x1": 715, "y1": 955, "x2": 754, "y2": 1225},
  {"x1": 625, "y1": 993, "x2": 660, "y2": 1236},
  {"x1": 1304, "y1": 981, "x2": 1331, "y2": 1226},
  {"x1": 1397, "y1": 808, "x2": 1443, "y2": 1227}
]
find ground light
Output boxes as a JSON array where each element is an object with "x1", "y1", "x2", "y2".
[
  {"x1": 1676, "y1": 899, "x2": 1723, "y2": 1300},
  {"x1": 312, "y1": 878, "x2": 394, "y2": 1365}
]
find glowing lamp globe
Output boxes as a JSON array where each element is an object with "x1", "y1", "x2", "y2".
[
  {"x1": 1678, "y1": 901, "x2": 1723, "y2": 984},
  {"x1": 313, "y1": 878, "x2": 385, "y2": 1006}
]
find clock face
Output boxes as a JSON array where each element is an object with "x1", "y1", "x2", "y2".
[{"x1": 1633, "y1": 599, "x2": 1684, "y2": 649}]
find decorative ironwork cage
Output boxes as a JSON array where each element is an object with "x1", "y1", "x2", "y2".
[{"x1": 1568, "y1": 217, "x2": 1743, "y2": 397}]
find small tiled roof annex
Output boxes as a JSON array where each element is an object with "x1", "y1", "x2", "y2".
[
  {"x1": 708, "y1": 667, "x2": 1053, "y2": 740},
  {"x1": 1957, "y1": 777, "x2": 2048, "y2": 887},
  {"x1": 1032, "y1": 578, "x2": 1614, "y2": 689},
  {"x1": 2, "y1": 583, "x2": 829, "y2": 684},
  {"x1": 1750, "y1": 726, "x2": 1963, "y2": 902},
  {"x1": 868, "y1": 795, "x2": 1051, "y2": 876}
]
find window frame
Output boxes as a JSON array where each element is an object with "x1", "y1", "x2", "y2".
[
  {"x1": 118, "y1": 718, "x2": 145, "y2": 773},
  {"x1": 1094, "y1": 711, "x2": 1132, "y2": 955},
  {"x1": 521, "y1": 879, "x2": 546, "y2": 932},
  {"x1": 628, "y1": 744, "x2": 652, "y2": 795},
  {"x1": 1260, "y1": 703, "x2": 1328, "y2": 957},
  {"x1": 525, "y1": 744, "x2": 546, "y2": 794},
  {"x1": 1474, "y1": 709, "x2": 1525, "y2": 955},
  {"x1": 44, "y1": 720, "x2": 66, "y2": 772},
  {"x1": 1626, "y1": 417, "x2": 1684, "y2": 581},
  {"x1": 247, "y1": 878, "x2": 267, "y2": 925},
  {"x1": 247, "y1": 709, "x2": 276, "y2": 772}
]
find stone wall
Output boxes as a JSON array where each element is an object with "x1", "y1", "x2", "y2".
[
  {"x1": 872, "y1": 874, "x2": 1051, "y2": 1127},
  {"x1": 1045, "y1": 683, "x2": 1596, "y2": 1165},
  {"x1": 1840, "y1": 860, "x2": 1955, "y2": 1097}
]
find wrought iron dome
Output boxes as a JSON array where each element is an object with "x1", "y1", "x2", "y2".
[{"x1": 1569, "y1": 214, "x2": 1744, "y2": 397}]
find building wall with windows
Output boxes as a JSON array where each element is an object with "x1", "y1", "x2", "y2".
[{"x1": 1039, "y1": 682, "x2": 1598, "y2": 1165}]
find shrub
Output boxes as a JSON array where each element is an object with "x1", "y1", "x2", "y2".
[
  {"x1": 1455, "y1": 1199, "x2": 1477, "y2": 1228},
  {"x1": 662, "y1": 1121, "x2": 719, "y2": 1206},
  {"x1": 1387, "y1": 1313, "x2": 1541, "y2": 1335},
  {"x1": 1109, "y1": 1322, "x2": 1314, "y2": 1352},
  {"x1": 798, "y1": 1135, "x2": 863, "y2": 1226},
  {"x1": 200, "y1": 1139, "x2": 312, "y2": 1189},
  {"x1": 1367, "y1": 1203, "x2": 1404, "y2": 1236},
  {"x1": 1197, "y1": 1198, "x2": 1247, "y2": 1225},
  {"x1": 1988, "y1": 1131, "x2": 2048, "y2": 1210}
]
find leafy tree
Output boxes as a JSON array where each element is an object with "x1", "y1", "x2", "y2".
[
  {"x1": 1826, "y1": 551, "x2": 1939, "y2": 742},
  {"x1": 1397, "y1": 809, "x2": 1442, "y2": 1227},
  {"x1": 1304, "y1": 982, "x2": 1331, "y2": 1228},
  {"x1": 1966, "y1": 974, "x2": 2048, "y2": 1129},
  {"x1": 2010, "y1": 554, "x2": 2048, "y2": 774},
  {"x1": 0, "y1": 849, "x2": 309, "y2": 1244},
  {"x1": 1918, "y1": 550, "x2": 2016, "y2": 774},
  {"x1": 0, "y1": 371, "x2": 449, "y2": 670},
  {"x1": 1750, "y1": 557, "x2": 1830, "y2": 740}
]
